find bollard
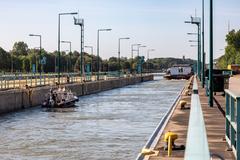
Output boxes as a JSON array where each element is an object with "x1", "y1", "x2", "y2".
[{"x1": 168, "y1": 136, "x2": 172, "y2": 157}]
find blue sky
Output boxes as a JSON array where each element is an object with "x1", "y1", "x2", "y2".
[{"x1": 0, "y1": 0, "x2": 239, "y2": 61}]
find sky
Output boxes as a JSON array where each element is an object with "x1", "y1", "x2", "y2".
[{"x1": 0, "y1": 0, "x2": 239, "y2": 61}]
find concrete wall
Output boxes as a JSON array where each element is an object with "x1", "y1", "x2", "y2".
[{"x1": 0, "y1": 75, "x2": 153, "y2": 114}]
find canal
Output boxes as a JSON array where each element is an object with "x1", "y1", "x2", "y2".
[{"x1": 0, "y1": 76, "x2": 185, "y2": 160}]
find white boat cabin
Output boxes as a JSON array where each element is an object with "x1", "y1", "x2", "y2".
[{"x1": 167, "y1": 64, "x2": 192, "y2": 76}]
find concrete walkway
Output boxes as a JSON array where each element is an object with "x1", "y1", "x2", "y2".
[
  {"x1": 146, "y1": 76, "x2": 236, "y2": 160},
  {"x1": 148, "y1": 80, "x2": 192, "y2": 160},
  {"x1": 198, "y1": 81, "x2": 234, "y2": 160}
]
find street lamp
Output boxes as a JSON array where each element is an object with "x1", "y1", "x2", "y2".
[
  {"x1": 74, "y1": 17, "x2": 84, "y2": 79},
  {"x1": 57, "y1": 12, "x2": 78, "y2": 83},
  {"x1": 61, "y1": 41, "x2": 72, "y2": 73},
  {"x1": 202, "y1": 0, "x2": 206, "y2": 89},
  {"x1": 147, "y1": 49, "x2": 155, "y2": 73},
  {"x1": 118, "y1": 37, "x2": 130, "y2": 78},
  {"x1": 29, "y1": 34, "x2": 42, "y2": 80},
  {"x1": 185, "y1": 17, "x2": 202, "y2": 80},
  {"x1": 85, "y1": 46, "x2": 94, "y2": 75},
  {"x1": 97, "y1": 28, "x2": 112, "y2": 80},
  {"x1": 131, "y1": 44, "x2": 141, "y2": 74},
  {"x1": 209, "y1": 0, "x2": 214, "y2": 107}
]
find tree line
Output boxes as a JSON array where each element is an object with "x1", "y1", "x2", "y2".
[
  {"x1": 0, "y1": 41, "x2": 196, "y2": 74},
  {"x1": 217, "y1": 29, "x2": 240, "y2": 69}
]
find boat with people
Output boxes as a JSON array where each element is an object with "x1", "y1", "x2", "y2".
[
  {"x1": 164, "y1": 64, "x2": 193, "y2": 80},
  {"x1": 42, "y1": 86, "x2": 79, "y2": 108}
]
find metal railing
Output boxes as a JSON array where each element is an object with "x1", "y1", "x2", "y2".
[
  {"x1": 205, "y1": 77, "x2": 209, "y2": 96},
  {"x1": 0, "y1": 72, "x2": 145, "y2": 90},
  {"x1": 184, "y1": 76, "x2": 210, "y2": 160},
  {"x1": 225, "y1": 89, "x2": 240, "y2": 159}
]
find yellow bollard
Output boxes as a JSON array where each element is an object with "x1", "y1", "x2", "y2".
[
  {"x1": 164, "y1": 131, "x2": 178, "y2": 157},
  {"x1": 168, "y1": 135, "x2": 172, "y2": 157},
  {"x1": 180, "y1": 100, "x2": 187, "y2": 109}
]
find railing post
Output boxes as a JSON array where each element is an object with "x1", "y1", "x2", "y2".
[
  {"x1": 236, "y1": 97, "x2": 240, "y2": 159},
  {"x1": 226, "y1": 93, "x2": 230, "y2": 138}
]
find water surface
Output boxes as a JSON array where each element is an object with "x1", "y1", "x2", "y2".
[{"x1": 0, "y1": 76, "x2": 185, "y2": 160}]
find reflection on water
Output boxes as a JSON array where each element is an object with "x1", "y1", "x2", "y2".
[{"x1": 0, "y1": 76, "x2": 185, "y2": 160}]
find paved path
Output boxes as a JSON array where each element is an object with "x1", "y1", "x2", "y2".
[
  {"x1": 146, "y1": 76, "x2": 236, "y2": 160},
  {"x1": 148, "y1": 80, "x2": 192, "y2": 160}
]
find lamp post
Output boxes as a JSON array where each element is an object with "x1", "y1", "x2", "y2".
[
  {"x1": 85, "y1": 46, "x2": 94, "y2": 75},
  {"x1": 202, "y1": 0, "x2": 205, "y2": 88},
  {"x1": 209, "y1": 0, "x2": 213, "y2": 107},
  {"x1": 29, "y1": 34, "x2": 42, "y2": 82},
  {"x1": 131, "y1": 44, "x2": 141, "y2": 74},
  {"x1": 185, "y1": 17, "x2": 201, "y2": 80},
  {"x1": 97, "y1": 28, "x2": 112, "y2": 80},
  {"x1": 138, "y1": 45, "x2": 146, "y2": 77},
  {"x1": 74, "y1": 17, "x2": 84, "y2": 80},
  {"x1": 61, "y1": 41, "x2": 72, "y2": 73},
  {"x1": 118, "y1": 37, "x2": 130, "y2": 78},
  {"x1": 147, "y1": 49, "x2": 155, "y2": 73},
  {"x1": 57, "y1": 12, "x2": 78, "y2": 83}
]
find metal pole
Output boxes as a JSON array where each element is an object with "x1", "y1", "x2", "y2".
[
  {"x1": 198, "y1": 24, "x2": 201, "y2": 81},
  {"x1": 80, "y1": 24, "x2": 84, "y2": 78},
  {"x1": 69, "y1": 42, "x2": 71, "y2": 73},
  {"x1": 58, "y1": 14, "x2": 61, "y2": 83},
  {"x1": 91, "y1": 47, "x2": 93, "y2": 76},
  {"x1": 147, "y1": 50, "x2": 149, "y2": 73},
  {"x1": 96, "y1": 29, "x2": 111, "y2": 80},
  {"x1": 209, "y1": 0, "x2": 213, "y2": 107},
  {"x1": 131, "y1": 45, "x2": 134, "y2": 74},
  {"x1": 39, "y1": 35, "x2": 42, "y2": 85},
  {"x1": 118, "y1": 39, "x2": 121, "y2": 78},
  {"x1": 97, "y1": 30, "x2": 100, "y2": 80},
  {"x1": 57, "y1": 12, "x2": 78, "y2": 83},
  {"x1": 202, "y1": 0, "x2": 205, "y2": 88}
]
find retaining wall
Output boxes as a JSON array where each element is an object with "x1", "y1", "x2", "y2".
[{"x1": 0, "y1": 75, "x2": 153, "y2": 114}]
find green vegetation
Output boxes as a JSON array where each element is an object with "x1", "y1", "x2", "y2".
[
  {"x1": 0, "y1": 41, "x2": 196, "y2": 73},
  {"x1": 217, "y1": 29, "x2": 240, "y2": 69}
]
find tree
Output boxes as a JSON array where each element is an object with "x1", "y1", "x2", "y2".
[
  {"x1": 0, "y1": 47, "x2": 11, "y2": 72},
  {"x1": 217, "y1": 29, "x2": 240, "y2": 69},
  {"x1": 11, "y1": 41, "x2": 29, "y2": 56}
]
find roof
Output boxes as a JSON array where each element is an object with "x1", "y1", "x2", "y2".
[{"x1": 172, "y1": 64, "x2": 192, "y2": 67}]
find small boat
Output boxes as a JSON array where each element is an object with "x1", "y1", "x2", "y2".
[
  {"x1": 164, "y1": 64, "x2": 193, "y2": 80},
  {"x1": 42, "y1": 87, "x2": 79, "y2": 108}
]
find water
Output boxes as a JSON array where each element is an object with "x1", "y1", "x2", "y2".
[{"x1": 0, "y1": 76, "x2": 185, "y2": 160}]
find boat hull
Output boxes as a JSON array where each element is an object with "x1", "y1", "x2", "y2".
[
  {"x1": 42, "y1": 97, "x2": 79, "y2": 108},
  {"x1": 164, "y1": 74, "x2": 191, "y2": 80}
]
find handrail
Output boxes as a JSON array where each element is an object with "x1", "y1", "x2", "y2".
[
  {"x1": 225, "y1": 89, "x2": 240, "y2": 100},
  {"x1": 225, "y1": 89, "x2": 240, "y2": 159},
  {"x1": 184, "y1": 76, "x2": 210, "y2": 160}
]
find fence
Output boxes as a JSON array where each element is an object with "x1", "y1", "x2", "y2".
[
  {"x1": 225, "y1": 89, "x2": 240, "y2": 159},
  {"x1": 0, "y1": 72, "x2": 141, "y2": 90}
]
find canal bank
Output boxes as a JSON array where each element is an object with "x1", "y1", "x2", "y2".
[{"x1": 0, "y1": 75, "x2": 153, "y2": 114}]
